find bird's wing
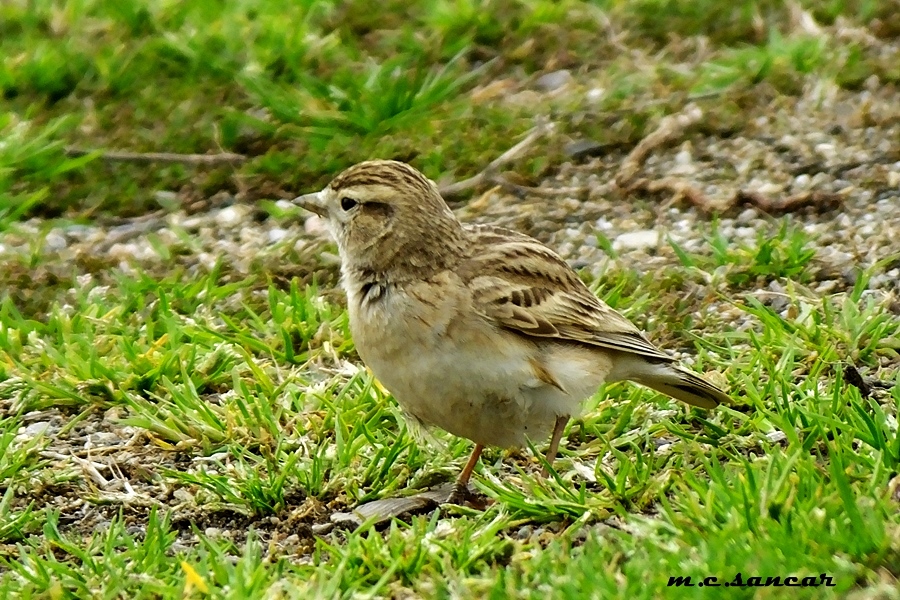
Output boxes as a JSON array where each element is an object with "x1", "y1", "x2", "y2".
[{"x1": 460, "y1": 224, "x2": 675, "y2": 362}]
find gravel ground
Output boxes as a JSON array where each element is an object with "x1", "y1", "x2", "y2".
[
  {"x1": 2, "y1": 77, "x2": 898, "y2": 550},
  {"x1": 5, "y1": 84, "x2": 898, "y2": 299},
  {"x1": 462, "y1": 82, "x2": 899, "y2": 290}
]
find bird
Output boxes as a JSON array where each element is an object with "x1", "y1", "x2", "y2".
[{"x1": 294, "y1": 160, "x2": 730, "y2": 500}]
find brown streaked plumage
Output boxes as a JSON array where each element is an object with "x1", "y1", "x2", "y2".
[{"x1": 295, "y1": 160, "x2": 730, "y2": 499}]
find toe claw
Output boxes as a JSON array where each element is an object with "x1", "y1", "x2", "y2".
[{"x1": 446, "y1": 482, "x2": 471, "y2": 505}]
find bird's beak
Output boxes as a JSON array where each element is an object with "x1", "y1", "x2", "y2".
[{"x1": 293, "y1": 190, "x2": 328, "y2": 217}]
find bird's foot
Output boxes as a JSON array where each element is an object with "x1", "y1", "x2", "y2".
[
  {"x1": 446, "y1": 482, "x2": 471, "y2": 505},
  {"x1": 445, "y1": 482, "x2": 490, "y2": 509}
]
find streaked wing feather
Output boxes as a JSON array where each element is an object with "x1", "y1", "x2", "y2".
[{"x1": 462, "y1": 224, "x2": 674, "y2": 362}]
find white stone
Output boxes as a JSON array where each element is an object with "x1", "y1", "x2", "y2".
[
  {"x1": 814, "y1": 143, "x2": 837, "y2": 160},
  {"x1": 757, "y1": 182, "x2": 783, "y2": 195},
  {"x1": 45, "y1": 231, "x2": 67, "y2": 251},
  {"x1": 215, "y1": 205, "x2": 245, "y2": 227},
  {"x1": 586, "y1": 87, "x2": 605, "y2": 102},
  {"x1": 766, "y1": 430, "x2": 787, "y2": 443},
  {"x1": 153, "y1": 191, "x2": 179, "y2": 207},
  {"x1": 535, "y1": 69, "x2": 572, "y2": 91},
  {"x1": 887, "y1": 171, "x2": 900, "y2": 188},
  {"x1": 23, "y1": 421, "x2": 51, "y2": 437},
  {"x1": 89, "y1": 431, "x2": 119, "y2": 444},
  {"x1": 675, "y1": 149, "x2": 692, "y2": 165},
  {"x1": 172, "y1": 488, "x2": 194, "y2": 503},
  {"x1": 613, "y1": 229, "x2": 660, "y2": 251},
  {"x1": 267, "y1": 228, "x2": 288, "y2": 244},
  {"x1": 736, "y1": 208, "x2": 757, "y2": 224}
]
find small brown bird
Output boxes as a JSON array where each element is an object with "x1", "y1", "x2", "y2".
[{"x1": 295, "y1": 160, "x2": 729, "y2": 498}]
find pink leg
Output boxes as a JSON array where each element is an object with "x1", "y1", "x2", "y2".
[
  {"x1": 541, "y1": 416, "x2": 569, "y2": 477},
  {"x1": 457, "y1": 443, "x2": 484, "y2": 487}
]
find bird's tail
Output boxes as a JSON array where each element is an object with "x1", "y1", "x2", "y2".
[{"x1": 628, "y1": 362, "x2": 730, "y2": 409}]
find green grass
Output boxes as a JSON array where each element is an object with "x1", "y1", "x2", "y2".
[
  {"x1": 2, "y1": 0, "x2": 897, "y2": 221},
  {"x1": 1, "y1": 0, "x2": 899, "y2": 598},
  {"x1": 668, "y1": 220, "x2": 819, "y2": 286},
  {"x1": 2, "y1": 216, "x2": 898, "y2": 597}
]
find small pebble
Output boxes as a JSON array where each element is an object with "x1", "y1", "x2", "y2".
[
  {"x1": 89, "y1": 431, "x2": 120, "y2": 444},
  {"x1": 215, "y1": 205, "x2": 244, "y2": 227},
  {"x1": 44, "y1": 232, "x2": 67, "y2": 251},
  {"x1": 766, "y1": 431, "x2": 787, "y2": 443},
  {"x1": 153, "y1": 190, "x2": 179, "y2": 208},
  {"x1": 613, "y1": 230, "x2": 659, "y2": 251},
  {"x1": 675, "y1": 149, "x2": 692, "y2": 166},
  {"x1": 268, "y1": 228, "x2": 288, "y2": 243},
  {"x1": 888, "y1": 171, "x2": 900, "y2": 188},
  {"x1": 534, "y1": 69, "x2": 572, "y2": 92},
  {"x1": 172, "y1": 488, "x2": 194, "y2": 503},
  {"x1": 19, "y1": 421, "x2": 51, "y2": 439},
  {"x1": 586, "y1": 87, "x2": 605, "y2": 103},
  {"x1": 757, "y1": 182, "x2": 783, "y2": 195},
  {"x1": 814, "y1": 143, "x2": 837, "y2": 160},
  {"x1": 311, "y1": 522, "x2": 334, "y2": 535}
]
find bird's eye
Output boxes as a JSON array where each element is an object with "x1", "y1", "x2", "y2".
[{"x1": 340, "y1": 197, "x2": 358, "y2": 211}]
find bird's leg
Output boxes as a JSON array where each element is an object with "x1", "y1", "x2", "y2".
[
  {"x1": 448, "y1": 443, "x2": 483, "y2": 504},
  {"x1": 541, "y1": 415, "x2": 569, "y2": 477},
  {"x1": 457, "y1": 443, "x2": 484, "y2": 487}
]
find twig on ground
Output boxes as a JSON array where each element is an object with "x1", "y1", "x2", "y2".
[
  {"x1": 616, "y1": 102, "x2": 844, "y2": 215},
  {"x1": 41, "y1": 451, "x2": 110, "y2": 487},
  {"x1": 66, "y1": 148, "x2": 247, "y2": 165},
  {"x1": 96, "y1": 212, "x2": 168, "y2": 251},
  {"x1": 629, "y1": 177, "x2": 731, "y2": 213},
  {"x1": 440, "y1": 119, "x2": 555, "y2": 198},
  {"x1": 615, "y1": 104, "x2": 704, "y2": 188},
  {"x1": 608, "y1": 89, "x2": 730, "y2": 119},
  {"x1": 735, "y1": 189, "x2": 844, "y2": 213},
  {"x1": 632, "y1": 177, "x2": 844, "y2": 215},
  {"x1": 611, "y1": 101, "x2": 713, "y2": 211},
  {"x1": 488, "y1": 174, "x2": 588, "y2": 199}
]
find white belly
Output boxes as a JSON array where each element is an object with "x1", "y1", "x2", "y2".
[{"x1": 347, "y1": 277, "x2": 612, "y2": 448}]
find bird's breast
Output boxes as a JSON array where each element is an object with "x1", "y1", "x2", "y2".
[{"x1": 342, "y1": 272, "x2": 611, "y2": 448}]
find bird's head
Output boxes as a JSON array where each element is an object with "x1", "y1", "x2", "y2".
[{"x1": 294, "y1": 160, "x2": 465, "y2": 278}]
